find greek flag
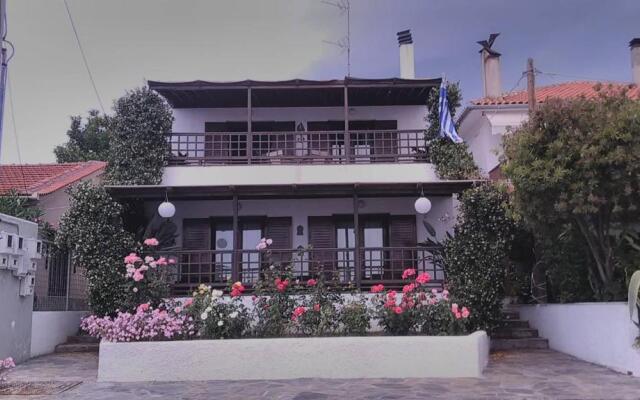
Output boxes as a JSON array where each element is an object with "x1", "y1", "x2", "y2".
[{"x1": 438, "y1": 82, "x2": 463, "y2": 143}]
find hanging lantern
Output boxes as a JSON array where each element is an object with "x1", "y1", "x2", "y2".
[
  {"x1": 158, "y1": 201, "x2": 175, "y2": 218},
  {"x1": 414, "y1": 196, "x2": 432, "y2": 215}
]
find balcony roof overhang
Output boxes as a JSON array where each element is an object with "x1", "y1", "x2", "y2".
[
  {"x1": 106, "y1": 181, "x2": 478, "y2": 201},
  {"x1": 148, "y1": 77, "x2": 441, "y2": 108}
]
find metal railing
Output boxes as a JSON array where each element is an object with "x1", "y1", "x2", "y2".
[
  {"x1": 33, "y1": 241, "x2": 88, "y2": 311},
  {"x1": 167, "y1": 129, "x2": 428, "y2": 166},
  {"x1": 166, "y1": 246, "x2": 444, "y2": 296}
]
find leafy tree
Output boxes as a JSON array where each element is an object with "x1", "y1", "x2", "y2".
[
  {"x1": 0, "y1": 189, "x2": 55, "y2": 240},
  {"x1": 503, "y1": 90, "x2": 640, "y2": 299},
  {"x1": 56, "y1": 182, "x2": 135, "y2": 316},
  {"x1": 106, "y1": 87, "x2": 173, "y2": 185},
  {"x1": 54, "y1": 110, "x2": 110, "y2": 163},
  {"x1": 444, "y1": 183, "x2": 516, "y2": 332},
  {"x1": 425, "y1": 82, "x2": 480, "y2": 180}
]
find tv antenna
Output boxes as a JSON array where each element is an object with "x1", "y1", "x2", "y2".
[{"x1": 322, "y1": 0, "x2": 351, "y2": 76}]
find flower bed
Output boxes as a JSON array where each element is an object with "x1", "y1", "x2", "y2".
[
  {"x1": 98, "y1": 332, "x2": 489, "y2": 381},
  {"x1": 87, "y1": 237, "x2": 489, "y2": 381}
]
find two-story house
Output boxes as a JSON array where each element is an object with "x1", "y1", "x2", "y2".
[{"x1": 107, "y1": 32, "x2": 474, "y2": 295}]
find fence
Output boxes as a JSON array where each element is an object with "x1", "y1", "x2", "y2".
[{"x1": 33, "y1": 241, "x2": 88, "y2": 311}]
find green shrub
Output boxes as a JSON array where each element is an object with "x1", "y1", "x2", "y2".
[
  {"x1": 339, "y1": 300, "x2": 370, "y2": 336},
  {"x1": 444, "y1": 183, "x2": 516, "y2": 332}
]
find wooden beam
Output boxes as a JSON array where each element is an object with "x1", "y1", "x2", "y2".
[
  {"x1": 344, "y1": 85, "x2": 350, "y2": 162},
  {"x1": 247, "y1": 87, "x2": 253, "y2": 164},
  {"x1": 353, "y1": 190, "x2": 361, "y2": 288},
  {"x1": 232, "y1": 194, "x2": 240, "y2": 282}
]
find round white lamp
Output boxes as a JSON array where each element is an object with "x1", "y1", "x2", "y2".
[
  {"x1": 414, "y1": 196, "x2": 432, "y2": 215},
  {"x1": 158, "y1": 201, "x2": 176, "y2": 218}
]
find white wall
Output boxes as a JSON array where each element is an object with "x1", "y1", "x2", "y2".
[
  {"x1": 519, "y1": 303, "x2": 640, "y2": 376},
  {"x1": 162, "y1": 163, "x2": 440, "y2": 187},
  {"x1": 0, "y1": 214, "x2": 38, "y2": 363},
  {"x1": 172, "y1": 105, "x2": 427, "y2": 132},
  {"x1": 30, "y1": 311, "x2": 87, "y2": 357}
]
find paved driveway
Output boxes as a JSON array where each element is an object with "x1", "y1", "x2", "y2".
[{"x1": 3, "y1": 350, "x2": 640, "y2": 399}]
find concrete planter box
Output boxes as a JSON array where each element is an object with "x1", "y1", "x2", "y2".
[{"x1": 98, "y1": 331, "x2": 489, "y2": 382}]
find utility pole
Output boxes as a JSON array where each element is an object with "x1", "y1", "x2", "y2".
[
  {"x1": 0, "y1": 0, "x2": 6, "y2": 161},
  {"x1": 526, "y1": 58, "x2": 536, "y2": 114}
]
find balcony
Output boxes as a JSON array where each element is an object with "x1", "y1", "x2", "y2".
[
  {"x1": 165, "y1": 246, "x2": 444, "y2": 296},
  {"x1": 167, "y1": 129, "x2": 427, "y2": 166}
]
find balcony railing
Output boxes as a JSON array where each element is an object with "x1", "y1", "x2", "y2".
[
  {"x1": 164, "y1": 246, "x2": 444, "y2": 296},
  {"x1": 167, "y1": 129, "x2": 427, "y2": 166}
]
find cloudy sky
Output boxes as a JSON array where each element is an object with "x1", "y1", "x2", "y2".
[{"x1": 1, "y1": 0, "x2": 638, "y2": 163}]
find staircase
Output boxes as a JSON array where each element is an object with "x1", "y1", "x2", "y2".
[
  {"x1": 54, "y1": 335, "x2": 99, "y2": 353},
  {"x1": 490, "y1": 309, "x2": 549, "y2": 351}
]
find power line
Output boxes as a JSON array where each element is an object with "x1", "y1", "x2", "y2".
[{"x1": 63, "y1": 0, "x2": 105, "y2": 114}]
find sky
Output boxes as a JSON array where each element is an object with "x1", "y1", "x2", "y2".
[{"x1": 1, "y1": 0, "x2": 639, "y2": 164}]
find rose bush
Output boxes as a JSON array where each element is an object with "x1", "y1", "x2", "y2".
[{"x1": 189, "y1": 283, "x2": 250, "y2": 339}]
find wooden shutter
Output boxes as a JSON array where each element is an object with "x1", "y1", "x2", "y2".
[
  {"x1": 182, "y1": 219, "x2": 211, "y2": 250},
  {"x1": 388, "y1": 215, "x2": 417, "y2": 280},
  {"x1": 265, "y1": 217, "x2": 292, "y2": 249},
  {"x1": 308, "y1": 216, "x2": 336, "y2": 277},
  {"x1": 179, "y1": 219, "x2": 213, "y2": 289}
]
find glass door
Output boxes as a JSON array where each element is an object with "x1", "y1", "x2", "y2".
[
  {"x1": 241, "y1": 221, "x2": 262, "y2": 283},
  {"x1": 362, "y1": 219, "x2": 385, "y2": 278},
  {"x1": 336, "y1": 221, "x2": 355, "y2": 283},
  {"x1": 213, "y1": 221, "x2": 234, "y2": 282}
]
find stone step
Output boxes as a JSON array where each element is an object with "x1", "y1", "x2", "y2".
[
  {"x1": 500, "y1": 319, "x2": 530, "y2": 329},
  {"x1": 55, "y1": 343, "x2": 99, "y2": 353},
  {"x1": 492, "y1": 328, "x2": 539, "y2": 339},
  {"x1": 66, "y1": 335, "x2": 99, "y2": 344},
  {"x1": 490, "y1": 337, "x2": 549, "y2": 351},
  {"x1": 502, "y1": 310, "x2": 520, "y2": 320}
]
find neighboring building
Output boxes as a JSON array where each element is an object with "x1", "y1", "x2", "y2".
[
  {"x1": 459, "y1": 37, "x2": 640, "y2": 178},
  {"x1": 0, "y1": 161, "x2": 107, "y2": 310},
  {"x1": 107, "y1": 31, "x2": 474, "y2": 295}
]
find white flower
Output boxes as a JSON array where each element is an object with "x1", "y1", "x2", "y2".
[
  {"x1": 217, "y1": 320, "x2": 224, "y2": 327},
  {"x1": 205, "y1": 306, "x2": 212, "y2": 313},
  {"x1": 266, "y1": 238, "x2": 273, "y2": 246},
  {"x1": 269, "y1": 265, "x2": 275, "y2": 270},
  {"x1": 229, "y1": 311, "x2": 238, "y2": 319},
  {"x1": 144, "y1": 256, "x2": 154, "y2": 263},
  {"x1": 132, "y1": 287, "x2": 138, "y2": 293},
  {"x1": 211, "y1": 290, "x2": 223, "y2": 299},
  {"x1": 200, "y1": 312, "x2": 208, "y2": 320}
]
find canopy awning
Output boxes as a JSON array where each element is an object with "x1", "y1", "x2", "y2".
[{"x1": 148, "y1": 77, "x2": 441, "y2": 108}]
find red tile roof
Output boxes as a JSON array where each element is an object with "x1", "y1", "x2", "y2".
[
  {"x1": 0, "y1": 161, "x2": 106, "y2": 196},
  {"x1": 472, "y1": 81, "x2": 640, "y2": 106}
]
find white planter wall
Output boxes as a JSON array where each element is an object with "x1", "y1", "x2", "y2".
[
  {"x1": 30, "y1": 311, "x2": 87, "y2": 357},
  {"x1": 519, "y1": 302, "x2": 640, "y2": 376},
  {"x1": 98, "y1": 331, "x2": 489, "y2": 382}
]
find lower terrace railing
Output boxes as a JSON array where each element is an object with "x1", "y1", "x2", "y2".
[
  {"x1": 165, "y1": 246, "x2": 444, "y2": 296},
  {"x1": 167, "y1": 129, "x2": 427, "y2": 165}
]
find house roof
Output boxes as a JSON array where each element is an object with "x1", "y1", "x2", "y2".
[
  {"x1": 148, "y1": 77, "x2": 441, "y2": 108},
  {"x1": 0, "y1": 161, "x2": 106, "y2": 196},
  {"x1": 471, "y1": 81, "x2": 640, "y2": 106}
]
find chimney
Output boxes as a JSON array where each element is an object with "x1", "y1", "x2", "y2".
[
  {"x1": 397, "y1": 30, "x2": 415, "y2": 79},
  {"x1": 477, "y1": 33, "x2": 502, "y2": 97},
  {"x1": 630, "y1": 38, "x2": 640, "y2": 85}
]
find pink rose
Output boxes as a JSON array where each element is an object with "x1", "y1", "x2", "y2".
[
  {"x1": 137, "y1": 303, "x2": 150, "y2": 313},
  {"x1": 232, "y1": 281, "x2": 246, "y2": 293},
  {"x1": 386, "y1": 290, "x2": 397, "y2": 300},
  {"x1": 133, "y1": 270, "x2": 144, "y2": 282},
  {"x1": 461, "y1": 307, "x2": 470, "y2": 319},
  {"x1": 402, "y1": 283, "x2": 416, "y2": 293},
  {"x1": 415, "y1": 272, "x2": 431, "y2": 285},
  {"x1": 124, "y1": 253, "x2": 140, "y2": 265},
  {"x1": 455, "y1": 312, "x2": 462, "y2": 319},
  {"x1": 143, "y1": 238, "x2": 159, "y2": 246},
  {"x1": 174, "y1": 307, "x2": 182, "y2": 314},
  {"x1": 306, "y1": 279, "x2": 317, "y2": 287},
  {"x1": 313, "y1": 303, "x2": 321, "y2": 312},
  {"x1": 401, "y1": 268, "x2": 416, "y2": 280},
  {"x1": 393, "y1": 306, "x2": 403, "y2": 315},
  {"x1": 156, "y1": 257, "x2": 168, "y2": 266},
  {"x1": 370, "y1": 284, "x2": 385, "y2": 293},
  {"x1": 291, "y1": 306, "x2": 307, "y2": 320},
  {"x1": 442, "y1": 289, "x2": 450, "y2": 300},
  {"x1": 451, "y1": 303, "x2": 459, "y2": 313},
  {"x1": 168, "y1": 258, "x2": 176, "y2": 264},
  {"x1": 182, "y1": 298, "x2": 193, "y2": 307}
]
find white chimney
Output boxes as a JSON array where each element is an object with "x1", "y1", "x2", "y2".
[
  {"x1": 630, "y1": 38, "x2": 640, "y2": 85},
  {"x1": 397, "y1": 30, "x2": 415, "y2": 79},
  {"x1": 478, "y1": 33, "x2": 502, "y2": 97}
]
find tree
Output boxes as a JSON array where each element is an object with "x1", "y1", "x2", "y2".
[
  {"x1": 106, "y1": 87, "x2": 173, "y2": 185},
  {"x1": 425, "y1": 82, "x2": 480, "y2": 180},
  {"x1": 56, "y1": 182, "x2": 135, "y2": 316},
  {"x1": 503, "y1": 89, "x2": 640, "y2": 299},
  {"x1": 444, "y1": 183, "x2": 516, "y2": 331},
  {"x1": 54, "y1": 110, "x2": 110, "y2": 163},
  {"x1": 0, "y1": 190, "x2": 55, "y2": 240}
]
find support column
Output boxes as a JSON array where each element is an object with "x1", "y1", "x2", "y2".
[
  {"x1": 343, "y1": 85, "x2": 350, "y2": 163},
  {"x1": 247, "y1": 88, "x2": 253, "y2": 164},
  {"x1": 232, "y1": 194, "x2": 240, "y2": 282},
  {"x1": 353, "y1": 190, "x2": 361, "y2": 288}
]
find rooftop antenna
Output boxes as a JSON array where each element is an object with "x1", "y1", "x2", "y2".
[{"x1": 322, "y1": 0, "x2": 351, "y2": 77}]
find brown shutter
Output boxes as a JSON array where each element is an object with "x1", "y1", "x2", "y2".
[
  {"x1": 182, "y1": 219, "x2": 211, "y2": 250},
  {"x1": 308, "y1": 216, "x2": 336, "y2": 278},
  {"x1": 179, "y1": 219, "x2": 212, "y2": 290},
  {"x1": 265, "y1": 217, "x2": 292, "y2": 267},
  {"x1": 388, "y1": 215, "x2": 417, "y2": 280}
]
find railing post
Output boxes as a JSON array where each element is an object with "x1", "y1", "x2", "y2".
[
  {"x1": 231, "y1": 194, "x2": 240, "y2": 283},
  {"x1": 65, "y1": 251, "x2": 71, "y2": 311},
  {"x1": 343, "y1": 85, "x2": 350, "y2": 163},
  {"x1": 247, "y1": 87, "x2": 253, "y2": 164},
  {"x1": 353, "y1": 190, "x2": 361, "y2": 288}
]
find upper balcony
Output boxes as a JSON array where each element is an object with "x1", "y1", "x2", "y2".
[{"x1": 167, "y1": 129, "x2": 426, "y2": 166}]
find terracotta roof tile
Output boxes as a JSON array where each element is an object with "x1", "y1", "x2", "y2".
[
  {"x1": 471, "y1": 81, "x2": 640, "y2": 106},
  {"x1": 0, "y1": 161, "x2": 106, "y2": 196}
]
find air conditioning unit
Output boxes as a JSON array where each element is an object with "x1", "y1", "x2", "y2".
[
  {"x1": 0, "y1": 231, "x2": 16, "y2": 255},
  {"x1": 0, "y1": 253, "x2": 9, "y2": 269},
  {"x1": 19, "y1": 274, "x2": 35, "y2": 297}
]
